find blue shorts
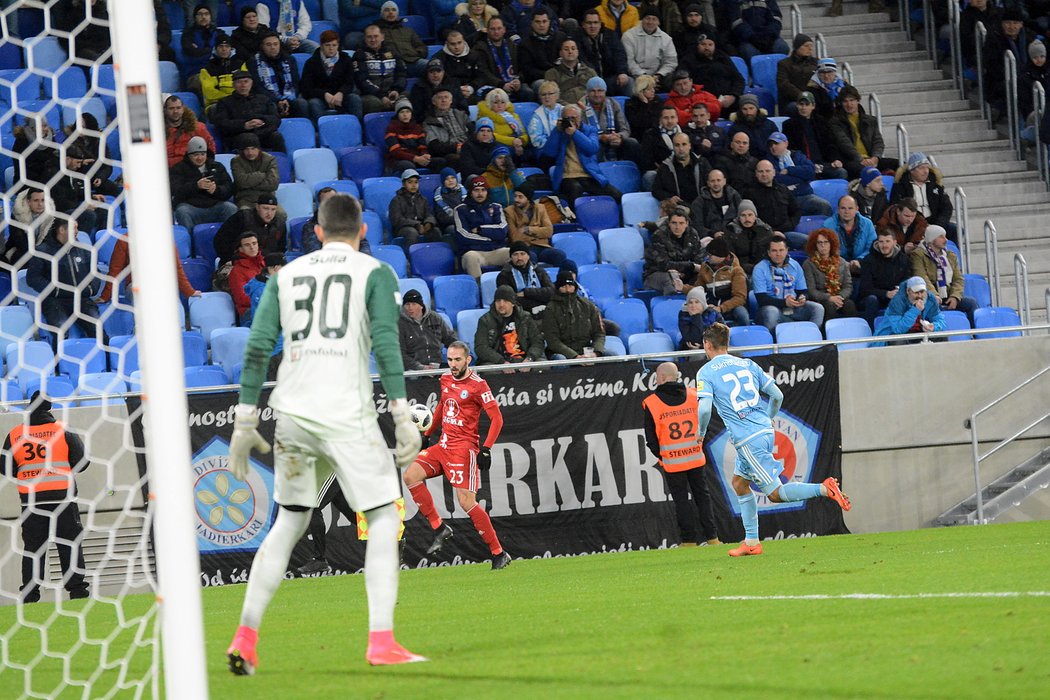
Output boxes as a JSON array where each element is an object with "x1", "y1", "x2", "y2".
[{"x1": 733, "y1": 432, "x2": 784, "y2": 496}]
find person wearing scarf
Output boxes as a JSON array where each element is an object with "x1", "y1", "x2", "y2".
[
  {"x1": 495, "y1": 240, "x2": 555, "y2": 318},
  {"x1": 802, "y1": 227, "x2": 858, "y2": 328},
  {"x1": 300, "y1": 29, "x2": 364, "y2": 121},
  {"x1": 908, "y1": 224, "x2": 979, "y2": 325},
  {"x1": 806, "y1": 57, "x2": 845, "y2": 120},
  {"x1": 580, "y1": 76, "x2": 642, "y2": 163},
  {"x1": 249, "y1": 31, "x2": 309, "y2": 118}
]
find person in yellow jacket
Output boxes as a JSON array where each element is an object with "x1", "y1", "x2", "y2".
[
  {"x1": 476, "y1": 88, "x2": 529, "y2": 158},
  {"x1": 200, "y1": 33, "x2": 248, "y2": 113},
  {"x1": 641, "y1": 362, "x2": 721, "y2": 546},
  {"x1": 596, "y1": 0, "x2": 640, "y2": 36}
]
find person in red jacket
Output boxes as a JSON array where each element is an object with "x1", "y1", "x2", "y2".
[
  {"x1": 98, "y1": 235, "x2": 201, "y2": 304},
  {"x1": 664, "y1": 68, "x2": 721, "y2": 126},
  {"x1": 384, "y1": 97, "x2": 435, "y2": 174},
  {"x1": 228, "y1": 232, "x2": 265, "y2": 323}
]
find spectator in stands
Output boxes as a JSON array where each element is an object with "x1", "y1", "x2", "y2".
[
  {"x1": 426, "y1": 0, "x2": 460, "y2": 42},
  {"x1": 375, "y1": 1, "x2": 428, "y2": 77},
  {"x1": 683, "y1": 101, "x2": 726, "y2": 160},
  {"x1": 424, "y1": 87, "x2": 472, "y2": 171},
  {"x1": 823, "y1": 194, "x2": 875, "y2": 275},
  {"x1": 518, "y1": 11, "x2": 568, "y2": 89},
  {"x1": 723, "y1": 199, "x2": 773, "y2": 275},
  {"x1": 874, "y1": 276, "x2": 945, "y2": 343},
  {"x1": 460, "y1": 117, "x2": 499, "y2": 178},
  {"x1": 910, "y1": 224, "x2": 978, "y2": 324},
  {"x1": 678, "y1": 286, "x2": 723, "y2": 350},
  {"x1": 752, "y1": 235, "x2": 824, "y2": 333},
  {"x1": 230, "y1": 133, "x2": 278, "y2": 209},
  {"x1": 983, "y1": 9, "x2": 1029, "y2": 115},
  {"x1": 890, "y1": 152, "x2": 955, "y2": 240},
  {"x1": 576, "y1": 9, "x2": 632, "y2": 97},
  {"x1": 389, "y1": 169, "x2": 439, "y2": 248},
  {"x1": 257, "y1": 0, "x2": 318, "y2": 55},
  {"x1": 182, "y1": 4, "x2": 221, "y2": 92},
  {"x1": 527, "y1": 81, "x2": 565, "y2": 153},
  {"x1": 505, "y1": 184, "x2": 566, "y2": 268},
  {"x1": 248, "y1": 32, "x2": 309, "y2": 119},
  {"x1": 6, "y1": 188, "x2": 53, "y2": 269},
  {"x1": 339, "y1": 0, "x2": 385, "y2": 50},
  {"x1": 482, "y1": 147, "x2": 525, "y2": 207},
  {"x1": 300, "y1": 29, "x2": 364, "y2": 123},
  {"x1": 478, "y1": 88, "x2": 530, "y2": 158},
  {"x1": 12, "y1": 117, "x2": 59, "y2": 187},
  {"x1": 496, "y1": 241, "x2": 556, "y2": 318},
  {"x1": 353, "y1": 24, "x2": 408, "y2": 114},
  {"x1": 641, "y1": 0, "x2": 683, "y2": 37},
  {"x1": 690, "y1": 168, "x2": 740, "y2": 238},
  {"x1": 228, "y1": 232, "x2": 265, "y2": 323},
  {"x1": 830, "y1": 86, "x2": 898, "y2": 178},
  {"x1": 214, "y1": 193, "x2": 287, "y2": 264},
  {"x1": 624, "y1": 74, "x2": 663, "y2": 144},
  {"x1": 640, "y1": 103, "x2": 682, "y2": 182},
  {"x1": 502, "y1": 0, "x2": 559, "y2": 44},
  {"x1": 28, "y1": 217, "x2": 103, "y2": 340},
  {"x1": 1020, "y1": 40, "x2": 1049, "y2": 120},
  {"x1": 877, "y1": 197, "x2": 926, "y2": 253},
  {"x1": 475, "y1": 285, "x2": 546, "y2": 367},
  {"x1": 713, "y1": 131, "x2": 758, "y2": 191},
  {"x1": 166, "y1": 94, "x2": 216, "y2": 168},
  {"x1": 542, "y1": 104, "x2": 622, "y2": 203},
  {"x1": 544, "y1": 270, "x2": 607, "y2": 359},
  {"x1": 473, "y1": 17, "x2": 534, "y2": 102},
  {"x1": 439, "y1": 29, "x2": 486, "y2": 101},
  {"x1": 694, "y1": 236, "x2": 750, "y2": 326},
  {"x1": 677, "y1": 2, "x2": 720, "y2": 51},
  {"x1": 410, "y1": 59, "x2": 468, "y2": 115},
  {"x1": 399, "y1": 288, "x2": 457, "y2": 371},
  {"x1": 454, "y1": 175, "x2": 511, "y2": 279},
  {"x1": 201, "y1": 34, "x2": 247, "y2": 115},
  {"x1": 726, "y1": 0, "x2": 790, "y2": 62},
  {"x1": 231, "y1": 6, "x2": 265, "y2": 62},
  {"x1": 212, "y1": 71, "x2": 287, "y2": 151},
  {"x1": 742, "y1": 159, "x2": 800, "y2": 237},
  {"x1": 301, "y1": 187, "x2": 371, "y2": 255},
  {"x1": 170, "y1": 137, "x2": 238, "y2": 233},
  {"x1": 385, "y1": 98, "x2": 434, "y2": 173},
  {"x1": 455, "y1": 0, "x2": 500, "y2": 46},
  {"x1": 806, "y1": 58, "x2": 846, "y2": 120},
  {"x1": 622, "y1": 8, "x2": 678, "y2": 89},
  {"x1": 858, "y1": 228, "x2": 911, "y2": 327},
  {"x1": 597, "y1": 0, "x2": 639, "y2": 37},
  {"x1": 155, "y1": 0, "x2": 176, "y2": 63},
  {"x1": 849, "y1": 166, "x2": 889, "y2": 224},
  {"x1": 433, "y1": 168, "x2": 468, "y2": 239},
  {"x1": 766, "y1": 131, "x2": 832, "y2": 216},
  {"x1": 665, "y1": 69, "x2": 722, "y2": 126},
  {"x1": 802, "y1": 227, "x2": 858, "y2": 327},
  {"x1": 782, "y1": 90, "x2": 847, "y2": 180},
  {"x1": 580, "y1": 77, "x2": 641, "y2": 162},
  {"x1": 99, "y1": 235, "x2": 200, "y2": 305},
  {"x1": 679, "y1": 34, "x2": 743, "y2": 117},
  {"x1": 544, "y1": 37, "x2": 598, "y2": 104},
  {"x1": 242, "y1": 253, "x2": 285, "y2": 331},
  {"x1": 644, "y1": 205, "x2": 705, "y2": 294},
  {"x1": 727, "y1": 94, "x2": 776, "y2": 157},
  {"x1": 960, "y1": 0, "x2": 999, "y2": 69},
  {"x1": 777, "y1": 34, "x2": 818, "y2": 115},
  {"x1": 653, "y1": 132, "x2": 711, "y2": 206}
]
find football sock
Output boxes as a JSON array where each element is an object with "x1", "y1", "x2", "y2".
[
  {"x1": 737, "y1": 492, "x2": 759, "y2": 542},
  {"x1": 239, "y1": 506, "x2": 310, "y2": 630},
  {"x1": 777, "y1": 482, "x2": 824, "y2": 502},
  {"x1": 467, "y1": 503, "x2": 503, "y2": 556},
  {"x1": 363, "y1": 502, "x2": 400, "y2": 632},
  {"x1": 408, "y1": 482, "x2": 442, "y2": 530}
]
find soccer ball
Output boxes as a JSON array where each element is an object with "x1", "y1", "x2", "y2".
[{"x1": 409, "y1": 403, "x2": 433, "y2": 433}]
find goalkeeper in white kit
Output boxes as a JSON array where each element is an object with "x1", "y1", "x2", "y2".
[{"x1": 226, "y1": 193, "x2": 427, "y2": 672}]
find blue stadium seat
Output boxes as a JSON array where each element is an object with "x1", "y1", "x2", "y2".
[
  {"x1": 362, "y1": 177, "x2": 402, "y2": 233},
  {"x1": 0, "y1": 305, "x2": 34, "y2": 356},
  {"x1": 107, "y1": 334, "x2": 139, "y2": 380},
  {"x1": 729, "y1": 325, "x2": 773, "y2": 357},
  {"x1": 292, "y1": 53, "x2": 309, "y2": 76},
  {"x1": 621, "y1": 192, "x2": 660, "y2": 227},
  {"x1": 214, "y1": 153, "x2": 235, "y2": 179},
  {"x1": 183, "y1": 331, "x2": 209, "y2": 367},
  {"x1": 0, "y1": 69, "x2": 42, "y2": 107},
  {"x1": 456, "y1": 308, "x2": 487, "y2": 354},
  {"x1": 181, "y1": 258, "x2": 215, "y2": 293},
  {"x1": 277, "y1": 182, "x2": 314, "y2": 219},
  {"x1": 577, "y1": 263, "x2": 624, "y2": 309},
  {"x1": 0, "y1": 379, "x2": 24, "y2": 403},
  {"x1": 769, "y1": 115, "x2": 788, "y2": 130},
  {"x1": 188, "y1": 292, "x2": 237, "y2": 344},
  {"x1": 964, "y1": 273, "x2": 992, "y2": 308},
  {"x1": 0, "y1": 41, "x2": 22, "y2": 71},
  {"x1": 363, "y1": 111, "x2": 394, "y2": 146},
  {"x1": 433, "y1": 274, "x2": 480, "y2": 321},
  {"x1": 307, "y1": 19, "x2": 339, "y2": 42},
  {"x1": 515, "y1": 101, "x2": 540, "y2": 129},
  {"x1": 402, "y1": 14, "x2": 431, "y2": 40},
  {"x1": 628, "y1": 332, "x2": 674, "y2": 356},
  {"x1": 77, "y1": 371, "x2": 128, "y2": 406},
  {"x1": 480, "y1": 271, "x2": 499, "y2": 306},
  {"x1": 42, "y1": 65, "x2": 88, "y2": 100},
  {"x1": 775, "y1": 321, "x2": 823, "y2": 353},
  {"x1": 598, "y1": 161, "x2": 641, "y2": 194},
  {"x1": 99, "y1": 304, "x2": 135, "y2": 338},
  {"x1": 973, "y1": 306, "x2": 1022, "y2": 338},
  {"x1": 210, "y1": 327, "x2": 251, "y2": 376},
  {"x1": 340, "y1": 146, "x2": 385, "y2": 185},
  {"x1": 287, "y1": 216, "x2": 309, "y2": 251},
  {"x1": 375, "y1": 245, "x2": 408, "y2": 277},
  {"x1": 278, "y1": 117, "x2": 316, "y2": 154},
  {"x1": 193, "y1": 222, "x2": 223, "y2": 263},
  {"x1": 598, "y1": 227, "x2": 645, "y2": 276},
  {"x1": 427, "y1": 45, "x2": 442, "y2": 59},
  {"x1": 159, "y1": 61, "x2": 181, "y2": 93},
  {"x1": 941, "y1": 309, "x2": 972, "y2": 341},
  {"x1": 574, "y1": 195, "x2": 620, "y2": 238},
  {"x1": 810, "y1": 179, "x2": 849, "y2": 206},
  {"x1": 731, "y1": 56, "x2": 750, "y2": 84},
  {"x1": 749, "y1": 53, "x2": 786, "y2": 101},
  {"x1": 398, "y1": 277, "x2": 431, "y2": 307},
  {"x1": 6, "y1": 341, "x2": 55, "y2": 393},
  {"x1": 824, "y1": 317, "x2": 873, "y2": 350},
  {"x1": 25, "y1": 36, "x2": 66, "y2": 72},
  {"x1": 91, "y1": 63, "x2": 116, "y2": 115},
  {"x1": 796, "y1": 214, "x2": 826, "y2": 235},
  {"x1": 61, "y1": 98, "x2": 108, "y2": 128},
  {"x1": 293, "y1": 148, "x2": 339, "y2": 189},
  {"x1": 318, "y1": 114, "x2": 363, "y2": 150},
  {"x1": 272, "y1": 151, "x2": 293, "y2": 182},
  {"x1": 603, "y1": 298, "x2": 649, "y2": 340},
  {"x1": 552, "y1": 231, "x2": 597, "y2": 268},
  {"x1": 171, "y1": 226, "x2": 192, "y2": 260},
  {"x1": 418, "y1": 173, "x2": 441, "y2": 200},
  {"x1": 604, "y1": 335, "x2": 626, "y2": 356},
  {"x1": 185, "y1": 365, "x2": 230, "y2": 389},
  {"x1": 409, "y1": 242, "x2": 456, "y2": 287},
  {"x1": 56, "y1": 338, "x2": 106, "y2": 385},
  {"x1": 651, "y1": 298, "x2": 684, "y2": 346},
  {"x1": 362, "y1": 209, "x2": 384, "y2": 248}
]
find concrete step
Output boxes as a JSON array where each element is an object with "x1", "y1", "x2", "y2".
[
  {"x1": 902, "y1": 123, "x2": 1001, "y2": 144},
  {"x1": 836, "y1": 47, "x2": 927, "y2": 63},
  {"x1": 852, "y1": 70, "x2": 945, "y2": 88},
  {"x1": 965, "y1": 192, "x2": 1050, "y2": 208},
  {"x1": 884, "y1": 104, "x2": 977, "y2": 121},
  {"x1": 945, "y1": 171, "x2": 1038, "y2": 187},
  {"x1": 936, "y1": 158, "x2": 1029, "y2": 176},
  {"x1": 803, "y1": 13, "x2": 897, "y2": 31},
  {"x1": 826, "y1": 37, "x2": 916, "y2": 54},
  {"x1": 877, "y1": 91, "x2": 967, "y2": 109}
]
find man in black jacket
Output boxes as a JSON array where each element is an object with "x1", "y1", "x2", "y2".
[
  {"x1": 781, "y1": 91, "x2": 847, "y2": 180},
  {"x1": 741, "y1": 159, "x2": 800, "y2": 236},
  {"x1": 679, "y1": 33, "x2": 743, "y2": 116},
  {"x1": 495, "y1": 241, "x2": 555, "y2": 319},
  {"x1": 211, "y1": 71, "x2": 286, "y2": 151},
  {"x1": 214, "y1": 193, "x2": 287, "y2": 264},
  {"x1": 575, "y1": 9, "x2": 631, "y2": 96},
  {"x1": 858, "y1": 229, "x2": 911, "y2": 328},
  {"x1": 170, "y1": 136, "x2": 238, "y2": 232},
  {"x1": 652, "y1": 132, "x2": 711, "y2": 206},
  {"x1": 352, "y1": 25, "x2": 408, "y2": 114},
  {"x1": 27, "y1": 218, "x2": 103, "y2": 342},
  {"x1": 518, "y1": 11, "x2": 568, "y2": 87},
  {"x1": 299, "y1": 29, "x2": 364, "y2": 122},
  {"x1": 712, "y1": 131, "x2": 757, "y2": 191},
  {"x1": 399, "y1": 289, "x2": 457, "y2": 371}
]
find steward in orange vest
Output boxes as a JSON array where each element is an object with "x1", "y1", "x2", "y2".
[
  {"x1": 2, "y1": 392, "x2": 90, "y2": 603},
  {"x1": 642, "y1": 362, "x2": 721, "y2": 546}
]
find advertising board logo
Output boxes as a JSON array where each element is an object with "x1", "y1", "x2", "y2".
[
  {"x1": 708, "y1": 410, "x2": 821, "y2": 514},
  {"x1": 192, "y1": 436, "x2": 275, "y2": 553}
]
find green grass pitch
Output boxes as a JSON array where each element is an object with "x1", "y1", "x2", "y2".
[{"x1": 3, "y1": 521, "x2": 1049, "y2": 699}]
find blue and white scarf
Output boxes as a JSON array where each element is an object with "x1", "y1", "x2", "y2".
[
  {"x1": 511, "y1": 263, "x2": 541, "y2": 291},
  {"x1": 255, "y1": 54, "x2": 296, "y2": 100}
]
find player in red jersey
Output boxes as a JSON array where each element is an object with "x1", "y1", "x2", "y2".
[{"x1": 402, "y1": 341, "x2": 511, "y2": 570}]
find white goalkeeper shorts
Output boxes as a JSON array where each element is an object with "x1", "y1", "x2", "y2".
[{"x1": 272, "y1": 413, "x2": 401, "y2": 512}]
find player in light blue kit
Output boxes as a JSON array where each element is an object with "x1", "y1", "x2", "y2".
[{"x1": 696, "y1": 323, "x2": 851, "y2": 556}]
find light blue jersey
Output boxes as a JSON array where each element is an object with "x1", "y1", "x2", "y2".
[{"x1": 696, "y1": 354, "x2": 776, "y2": 448}]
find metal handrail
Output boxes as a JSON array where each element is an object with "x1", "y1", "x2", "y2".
[
  {"x1": 868, "y1": 92, "x2": 882, "y2": 134},
  {"x1": 948, "y1": 0, "x2": 964, "y2": 96},
  {"x1": 815, "y1": 33, "x2": 827, "y2": 60},
  {"x1": 1035, "y1": 82, "x2": 1048, "y2": 188},
  {"x1": 984, "y1": 220, "x2": 1000, "y2": 305},
  {"x1": 1014, "y1": 253, "x2": 1030, "y2": 330},
  {"x1": 841, "y1": 61, "x2": 854, "y2": 88},
  {"x1": 896, "y1": 123, "x2": 909, "y2": 164},
  {"x1": 790, "y1": 3, "x2": 802, "y2": 38},
  {"x1": 1005, "y1": 49, "x2": 1021, "y2": 158},
  {"x1": 954, "y1": 187, "x2": 969, "y2": 274},
  {"x1": 922, "y1": 0, "x2": 936, "y2": 63},
  {"x1": 1046, "y1": 287, "x2": 1050, "y2": 327},
  {"x1": 898, "y1": 0, "x2": 908, "y2": 32},
  {"x1": 976, "y1": 22, "x2": 989, "y2": 125}
]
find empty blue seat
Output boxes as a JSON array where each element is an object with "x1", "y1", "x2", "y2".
[
  {"x1": 409, "y1": 242, "x2": 456, "y2": 286},
  {"x1": 362, "y1": 176, "x2": 403, "y2": 232},
  {"x1": 574, "y1": 195, "x2": 620, "y2": 238},
  {"x1": 515, "y1": 101, "x2": 540, "y2": 129},
  {"x1": 0, "y1": 41, "x2": 22, "y2": 71},
  {"x1": 340, "y1": 146, "x2": 384, "y2": 185},
  {"x1": 57, "y1": 338, "x2": 106, "y2": 384},
  {"x1": 796, "y1": 215, "x2": 826, "y2": 235},
  {"x1": 107, "y1": 334, "x2": 140, "y2": 379},
  {"x1": 480, "y1": 271, "x2": 499, "y2": 306},
  {"x1": 775, "y1": 321, "x2": 823, "y2": 353},
  {"x1": 810, "y1": 179, "x2": 849, "y2": 206},
  {"x1": 598, "y1": 227, "x2": 644, "y2": 275},
  {"x1": 210, "y1": 327, "x2": 251, "y2": 375},
  {"x1": 42, "y1": 65, "x2": 88, "y2": 100},
  {"x1": 941, "y1": 309, "x2": 972, "y2": 341},
  {"x1": 598, "y1": 161, "x2": 641, "y2": 194},
  {"x1": 374, "y1": 245, "x2": 408, "y2": 277},
  {"x1": 398, "y1": 277, "x2": 431, "y2": 307},
  {"x1": 181, "y1": 258, "x2": 215, "y2": 293},
  {"x1": 214, "y1": 153, "x2": 235, "y2": 179},
  {"x1": 456, "y1": 308, "x2": 487, "y2": 354},
  {"x1": 0, "y1": 305, "x2": 34, "y2": 356},
  {"x1": 293, "y1": 148, "x2": 339, "y2": 189},
  {"x1": 402, "y1": 14, "x2": 431, "y2": 39},
  {"x1": 577, "y1": 263, "x2": 624, "y2": 309},
  {"x1": 277, "y1": 182, "x2": 314, "y2": 219},
  {"x1": 278, "y1": 117, "x2": 316, "y2": 153},
  {"x1": 6, "y1": 341, "x2": 55, "y2": 392},
  {"x1": 193, "y1": 222, "x2": 223, "y2": 263},
  {"x1": 552, "y1": 231, "x2": 597, "y2": 268},
  {"x1": 731, "y1": 55, "x2": 750, "y2": 84},
  {"x1": 287, "y1": 215, "x2": 310, "y2": 251},
  {"x1": 621, "y1": 192, "x2": 659, "y2": 227},
  {"x1": 824, "y1": 317, "x2": 873, "y2": 350},
  {"x1": 99, "y1": 304, "x2": 135, "y2": 338},
  {"x1": 604, "y1": 335, "x2": 626, "y2": 356},
  {"x1": 361, "y1": 209, "x2": 384, "y2": 248},
  {"x1": 964, "y1": 273, "x2": 992, "y2": 308},
  {"x1": 433, "y1": 274, "x2": 480, "y2": 320},
  {"x1": 973, "y1": 306, "x2": 1022, "y2": 339},
  {"x1": 318, "y1": 114, "x2": 363, "y2": 150},
  {"x1": 91, "y1": 63, "x2": 116, "y2": 115},
  {"x1": 188, "y1": 292, "x2": 237, "y2": 344},
  {"x1": 363, "y1": 111, "x2": 394, "y2": 146},
  {"x1": 0, "y1": 69, "x2": 42, "y2": 107},
  {"x1": 61, "y1": 98, "x2": 108, "y2": 128},
  {"x1": 272, "y1": 151, "x2": 293, "y2": 182},
  {"x1": 77, "y1": 371, "x2": 128, "y2": 405},
  {"x1": 0, "y1": 379, "x2": 24, "y2": 403},
  {"x1": 749, "y1": 53, "x2": 786, "y2": 101},
  {"x1": 185, "y1": 365, "x2": 230, "y2": 389},
  {"x1": 418, "y1": 173, "x2": 441, "y2": 200},
  {"x1": 313, "y1": 179, "x2": 360, "y2": 200},
  {"x1": 651, "y1": 298, "x2": 684, "y2": 343},
  {"x1": 159, "y1": 61, "x2": 181, "y2": 93},
  {"x1": 729, "y1": 325, "x2": 773, "y2": 357},
  {"x1": 25, "y1": 36, "x2": 67, "y2": 72},
  {"x1": 307, "y1": 19, "x2": 339, "y2": 42},
  {"x1": 628, "y1": 332, "x2": 674, "y2": 356},
  {"x1": 183, "y1": 331, "x2": 209, "y2": 367},
  {"x1": 604, "y1": 298, "x2": 649, "y2": 340}
]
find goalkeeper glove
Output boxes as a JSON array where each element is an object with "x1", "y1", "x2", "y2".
[
  {"x1": 477, "y1": 447, "x2": 491, "y2": 471},
  {"x1": 390, "y1": 399, "x2": 422, "y2": 469},
  {"x1": 228, "y1": 404, "x2": 271, "y2": 480}
]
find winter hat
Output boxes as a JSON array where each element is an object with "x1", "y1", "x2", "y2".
[
  {"x1": 394, "y1": 97, "x2": 413, "y2": 114},
  {"x1": 509, "y1": 240, "x2": 531, "y2": 255},
  {"x1": 686, "y1": 286, "x2": 707, "y2": 305},
  {"x1": 427, "y1": 58, "x2": 445, "y2": 72},
  {"x1": 239, "y1": 5, "x2": 256, "y2": 18},
  {"x1": 440, "y1": 166, "x2": 458, "y2": 181},
  {"x1": 924, "y1": 224, "x2": 947, "y2": 244},
  {"x1": 793, "y1": 33, "x2": 813, "y2": 51},
  {"x1": 235, "y1": 132, "x2": 261, "y2": 150},
  {"x1": 640, "y1": 6, "x2": 660, "y2": 20},
  {"x1": 403, "y1": 289, "x2": 425, "y2": 307},
  {"x1": 817, "y1": 57, "x2": 838, "y2": 72},
  {"x1": 491, "y1": 145, "x2": 512, "y2": 159},
  {"x1": 705, "y1": 236, "x2": 729, "y2": 258},
  {"x1": 737, "y1": 199, "x2": 757, "y2": 216},
  {"x1": 401, "y1": 168, "x2": 420, "y2": 181},
  {"x1": 1002, "y1": 8, "x2": 1024, "y2": 22},
  {"x1": 684, "y1": 3, "x2": 703, "y2": 15},
  {"x1": 860, "y1": 166, "x2": 881, "y2": 187},
  {"x1": 586, "y1": 76, "x2": 607, "y2": 92},
  {"x1": 29, "y1": 391, "x2": 52, "y2": 417},
  {"x1": 475, "y1": 117, "x2": 494, "y2": 132},
  {"x1": 469, "y1": 175, "x2": 487, "y2": 189},
  {"x1": 216, "y1": 33, "x2": 232, "y2": 47},
  {"x1": 555, "y1": 269, "x2": 578, "y2": 287},
  {"x1": 907, "y1": 151, "x2": 930, "y2": 170},
  {"x1": 264, "y1": 253, "x2": 285, "y2": 268},
  {"x1": 906, "y1": 276, "x2": 927, "y2": 291},
  {"x1": 186, "y1": 136, "x2": 208, "y2": 154},
  {"x1": 739, "y1": 94, "x2": 759, "y2": 109},
  {"x1": 1030, "y1": 40, "x2": 1047, "y2": 60},
  {"x1": 494, "y1": 285, "x2": 517, "y2": 303},
  {"x1": 196, "y1": 3, "x2": 213, "y2": 16},
  {"x1": 381, "y1": 1, "x2": 398, "y2": 11},
  {"x1": 797, "y1": 90, "x2": 815, "y2": 104}
]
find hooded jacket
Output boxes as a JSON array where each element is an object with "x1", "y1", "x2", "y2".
[
  {"x1": 876, "y1": 203, "x2": 928, "y2": 248},
  {"x1": 889, "y1": 164, "x2": 953, "y2": 229},
  {"x1": 389, "y1": 187, "x2": 437, "y2": 232},
  {"x1": 542, "y1": 289, "x2": 606, "y2": 358},
  {"x1": 728, "y1": 109, "x2": 776, "y2": 157},
  {"x1": 505, "y1": 200, "x2": 554, "y2": 248},
  {"x1": 399, "y1": 303, "x2": 458, "y2": 370},
  {"x1": 201, "y1": 49, "x2": 248, "y2": 108},
  {"x1": 477, "y1": 100, "x2": 530, "y2": 148},
  {"x1": 858, "y1": 240, "x2": 911, "y2": 304},
  {"x1": 665, "y1": 84, "x2": 722, "y2": 124},
  {"x1": 769, "y1": 148, "x2": 817, "y2": 197},
  {"x1": 27, "y1": 232, "x2": 98, "y2": 301},
  {"x1": 643, "y1": 381, "x2": 691, "y2": 456},
  {"x1": 475, "y1": 299, "x2": 545, "y2": 364},
  {"x1": 596, "y1": 0, "x2": 640, "y2": 35},
  {"x1": 214, "y1": 208, "x2": 288, "y2": 264},
  {"x1": 439, "y1": 41, "x2": 484, "y2": 91},
  {"x1": 231, "y1": 151, "x2": 279, "y2": 208},
  {"x1": 622, "y1": 24, "x2": 677, "y2": 79},
  {"x1": 848, "y1": 179, "x2": 889, "y2": 227},
  {"x1": 874, "y1": 279, "x2": 946, "y2": 338},
  {"x1": 165, "y1": 109, "x2": 217, "y2": 167},
  {"x1": 829, "y1": 104, "x2": 884, "y2": 161},
  {"x1": 695, "y1": 252, "x2": 748, "y2": 312},
  {"x1": 544, "y1": 60, "x2": 599, "y2": 105},
  {"x1": 375, "y1": 17, "x2": 428, "y2": 64},
  {"x1": 229, "y1": 252, "x2": 265, "y2": 316},
  {"x1": 1, "y1": 400, "x2": 86, "y2": 504}
]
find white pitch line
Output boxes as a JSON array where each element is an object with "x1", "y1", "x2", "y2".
[{"x1": 710, "y1": 592, "x2": 1050, "y2": 600}]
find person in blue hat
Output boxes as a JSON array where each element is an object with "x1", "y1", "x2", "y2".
[{"x1": 580, "y1": 75, "x2": 642, "y2": 162}]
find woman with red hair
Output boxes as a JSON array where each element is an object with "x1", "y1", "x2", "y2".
[{"x1": 802, "y1": 227, "x2": 858, "y2": 328}]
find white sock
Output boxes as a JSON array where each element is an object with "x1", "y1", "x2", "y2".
[
  {"x1": 363, "y1": 502, "x2": 400, "y2": 632},
  {"x1": 239, "y1": 507, "x2": 311, "y2": 630}
]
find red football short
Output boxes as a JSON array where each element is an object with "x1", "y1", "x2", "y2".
[{"x1": 415, "y1": 443, "x2": 480, "y2": 493}]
